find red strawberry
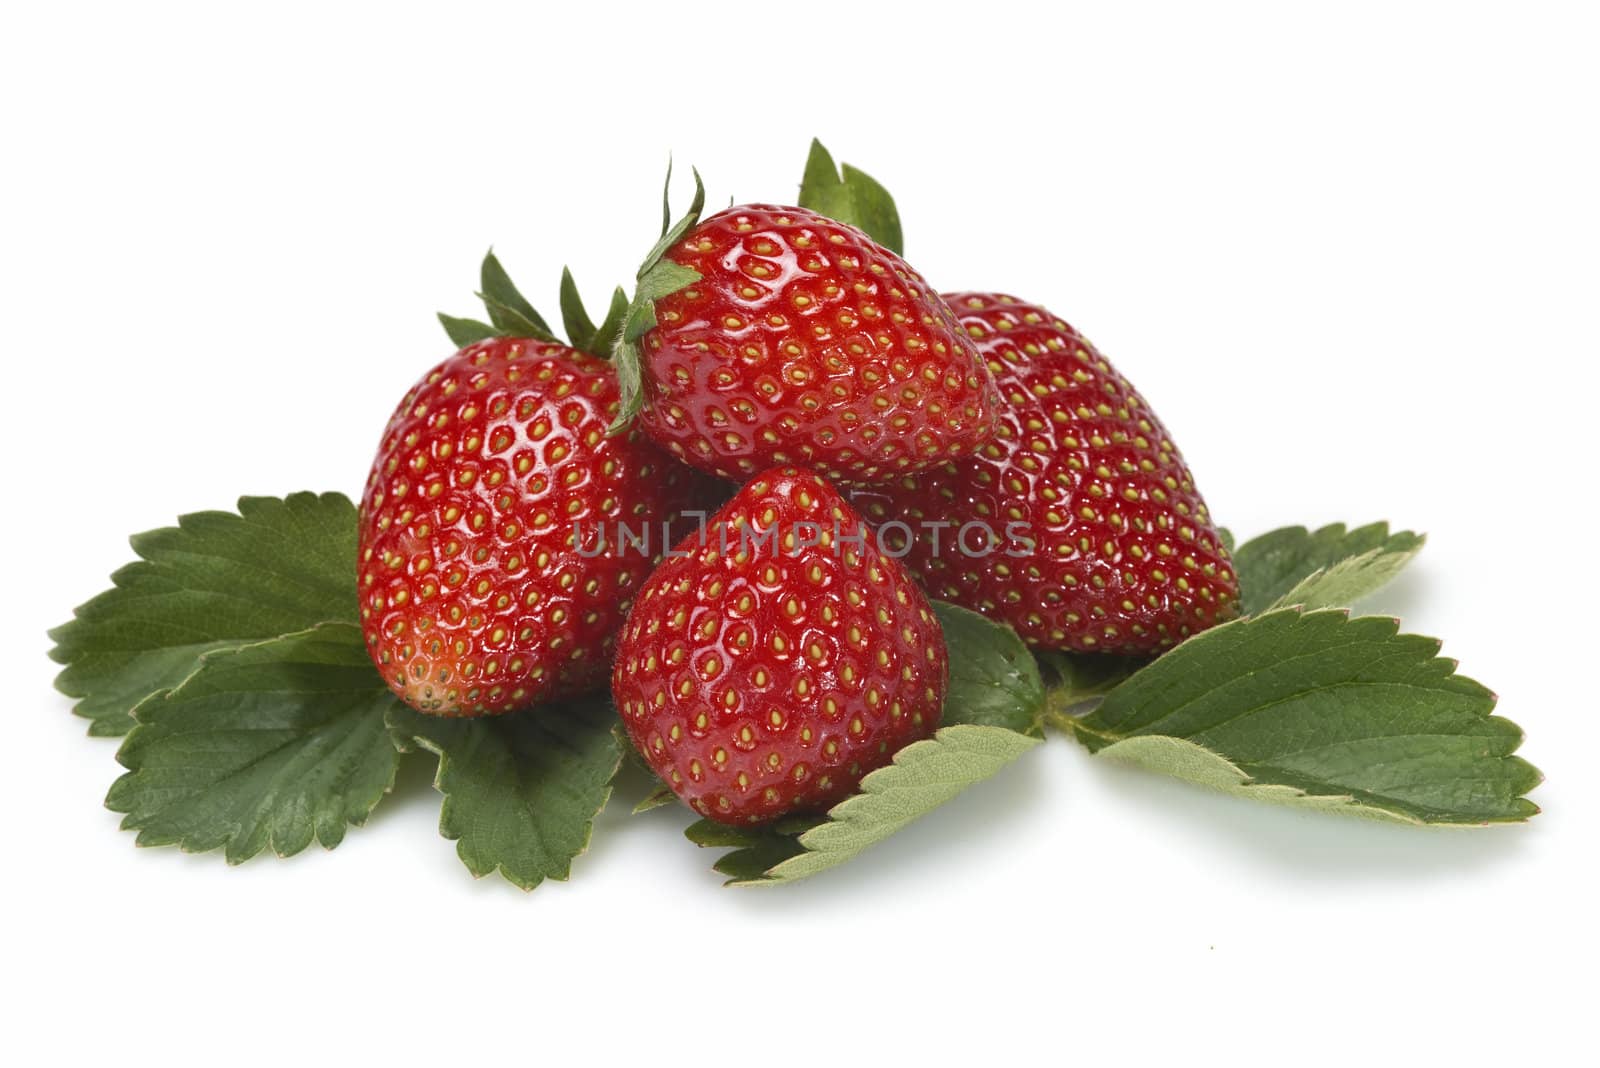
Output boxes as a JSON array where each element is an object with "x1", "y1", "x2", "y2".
[
  {"x1": 612, "y1": 466, "x2": 948, "y2": 825},
  {"x1": 358, "y1": 327, "x2": 714, "y2": 716},
  {"x1": 850, "y1": 293, "x2": 1238, "y2": 654},
  {"x1": 610, "y1": 177, "x2": 1000, "y2": 486}
]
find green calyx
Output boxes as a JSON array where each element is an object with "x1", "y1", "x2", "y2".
[
  {"x1": 437, "y1": 249, "x2": 626, "y2": 360},
  {"x1": 797, "y1": 138, "x2": 904, "y2": 255},
  {"x1": 606, "y1": 162, "x2": 706, "y2": 436}
]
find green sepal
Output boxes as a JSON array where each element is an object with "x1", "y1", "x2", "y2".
[
  {"x1": 559, "y1": 267, "x2": 600, "y2": 354},
  {"x1": 558, "y1": 268, "x2": 631, "y2": 357},
  {"x1": 608, "y1": 165, "x2": 708, "y2": 435},
  {"x1": 438, "y1": 312, "x2": 503, "y2": 348},
  {"x1": 590, "y1": 286, "x2": 630, "y2": 359},
  {"x1": 477, "y1": 249, "x2": 557, "y2": 342},
  {"x1": 797, "y1": 138, "x2": 904, "y2": 255}
]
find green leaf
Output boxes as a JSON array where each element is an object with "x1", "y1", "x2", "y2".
[
  {"x1": 685, "y1": 816, "x2": 815, "y2": 881},
  {"x1": 50, "y1": 492, "x2": 360, "y2": 736},
  {"x1": 692, "y1": 726, "x2": 1041, "y2": 885},
  {"x1": 478, "y1": 249, "x2": 556, "y2": 342},
  {"x1": 1067, "y1": 608, "x2": 1540, "y2": 825},
  {"x1": 797, "y1": 138, "x2": 904, "y2": 255},
  {"x1": 931, "y1": 601, "x2": 1045, "y2": 734},
  {"x1": 1232, "y1": 522, "x2": 1424, "y2": 615},
  {"x1": 437, "y1": 312, "x2": 501, "y2": 348},
  {"x1": 558, "y1": 267, "x2": 600, "y2": 354},
  {"x1": 387, "y1": 697, "x2": 623, "y2": 890},
  {"x1": 106, "y1": 623, "x2": 403, "y2": 862},
  {"x1": 1217, "y1": 527, "x2": 1235, "y2": 554}
]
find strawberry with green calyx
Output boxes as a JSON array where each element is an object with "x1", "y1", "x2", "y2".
[
  {"x1": 612, "y1": 466, "x2": 949, "y2": 825},
  {"x1": 850, "y1": 293, "x2": 1239, "y2": 654},
  {"x1": 607, "y1": 167, "x2": 1000, "y2": 486},
  {"x1": 359, "y1": 254, "x2": 714, "y2": 716}
]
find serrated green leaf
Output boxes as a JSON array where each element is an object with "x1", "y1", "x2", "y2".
[
  {"x1": 685, "y1": 817, "x2": 814, "y2": 880},
  {"x1": 106, "y1": 622, "x2": 403, "y2": 862},
  {"x1": 1233, "y1": 522, "x2": 1423, "y2": 615},
  {"x1": 437, "y1": 312, "x2": 502, "y2": 348},
  {"x1": 931, "y1": 601, "x2": 1044, "y2": 734},
  {"x1": 1068, "y1": 608, "x2": 1540, "y2": 825},
  {"x1": 692, "y1": 726, "x2": 1040, "y2": 886},
  {"x1": 478, "y1": 250, "x2": 555, "y2": 341},
  {"x1": 558, "y1": 267, "x2": 599, "y2": 354},
  {"x1": 50, "y1": 492, "x2": 360, "y2": 736},
  {"x1": 797, "y1": 138, "x2": 904, "y2": 255},
  {"x1": 1217, "y1": 527, "x2": 1235, "y2": 554},
  {"x1": 387, "y1": 697, "x2": 623, "y2": 890}
]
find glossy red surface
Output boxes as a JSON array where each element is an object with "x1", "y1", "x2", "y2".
[
  {"x1": 358, "y1": 337, "x2": 713, "y2": 715},
  {"x1": 850, "y1": 294, "x2": 1239, "y2": 653},
  {"x1": 612, "y1": 467, "x2": 948, "y2": 825},
  {"x1": 637, "y1": 205, "x2": 999, "y2": 485}
]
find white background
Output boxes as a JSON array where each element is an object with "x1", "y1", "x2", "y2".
[{"x1": 4, "y1": 2, "x2": 1595, "y2": 1064}]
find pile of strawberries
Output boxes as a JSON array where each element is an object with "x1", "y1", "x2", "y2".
[{"x1": 357, "y1": 148, "x2": 1240, "y2": 826}]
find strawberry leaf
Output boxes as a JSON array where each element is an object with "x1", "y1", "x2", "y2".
[
  {"x1": 931, "y1": 601, "x2": 1045, "y2": 734},
  {"x1": 1060, "y1": 607, "x2": 1540, "y2": 825},
  {"x1": 684, "y1": 815, "x2": 817, "y2": 881},
  {"x1": 690, "y1": 726, "x2": 1041, "y2": 886},
  {"x1": 106, "y1": 622, "x2": 403, "y2": 862},
  {"x1": 477, "y1": 249, "x2": 556, "y2": 343},
  {"x1": 437, "y1": 312, "x2": 502, "y2": 348},
  {"x1": 50, "y1": 492, "x2": 360, "y2": 736},
  {"x1": 386, "y1": 697, "x2": 622, "y2": 890},
  {"x1": 1232, "y1": 522, "x2": 1423, "y2": 615},
  {"x1": 797, "y1": 138, "x2": 905, "y2": 255}
]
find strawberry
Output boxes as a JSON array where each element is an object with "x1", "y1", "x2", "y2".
[
  {"x1": 359, "y1": 257, "x2": 714, "y2": 716},
  {"x1": 609, "y1": 173, "x2": 1000, "y2": 486},
  {"x1": 850, "y1": 293, "x2": 1239, "y2": 654},
  {"x1": 612, "y1": 466, "x2": 948, "y2": 825}
]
